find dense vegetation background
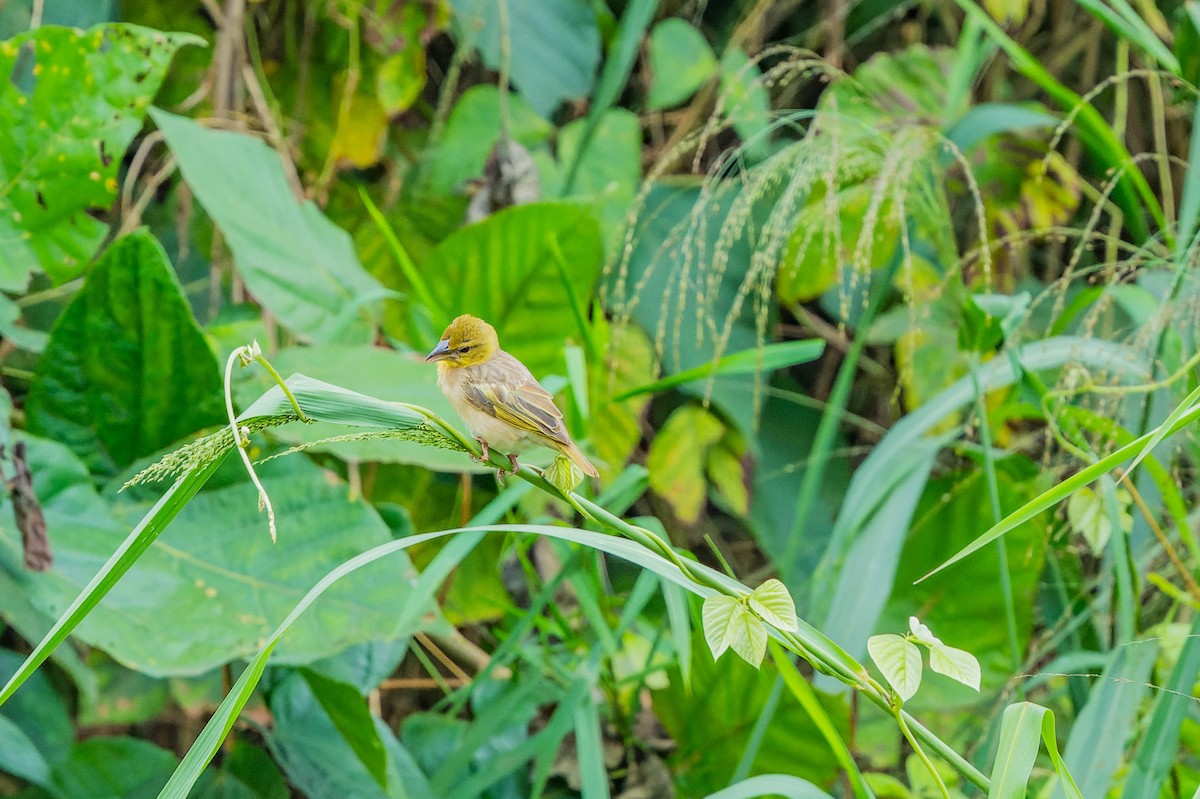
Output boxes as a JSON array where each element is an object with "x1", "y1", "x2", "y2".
[{"x1": 0, "y1": 0, "x2": 1198, "y2": 797}]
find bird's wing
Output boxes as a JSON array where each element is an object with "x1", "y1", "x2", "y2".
[{"x1": 463, "y1": 377, "x2": 569, "y2": 445}]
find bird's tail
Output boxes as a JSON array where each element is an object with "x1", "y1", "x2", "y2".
[{"x1": 560, "y1": 439, "x2": 599, "y2": 478}]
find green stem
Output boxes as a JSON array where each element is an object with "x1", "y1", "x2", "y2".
[
  {"x1": 359, "y1": 186, "x2": 443, "y2": 318},
  {"x1": 896, "y1": 708, "x2": 951, "y2": 799},
  {"x1": 785, "y1": 247, "x2": 904, "y2": 570},
  {"x1": 969, "y1": 355, "x2": 1021, "y2": 681},
  {"x1": 254, "y1": 354, "x2": 311, "y2": 423}
]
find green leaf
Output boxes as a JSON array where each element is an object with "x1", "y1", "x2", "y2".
[
  {"x1": 265, "y1": 672, "x2": 431, "y2": 799},
  {"x1": 375, "y1": 4, "x2": 434, "y2": 115},
  {"x1": 0, "y1": 649, "x2": 73, "y2": 770},
  {"x1": 25, "y1": 231, "x2": 224, "y2": 476},
  {"x1": 646, "y1": 404, "x2": 726, "y2": 524},
  {"x1": 748, "y1": 579, "x2": 799, "y2": 632},
  {"x1": 0, "y1": 437, "x2": 433, "y2": 676},
  {"x1": 150, "y1": 109, "x2": 389, "y2": 344},
  {"x1": 105, "y1": 454, "x2": 434, "y2": 674},
  {"x1": 559, "y1": 0, "x2": 657, "y2": 194},
  {"x1": 609, "y1": 183, "x2": 778, "y2": 434},
  {"x1": 703, "y1": 595, "x2": 767, "y2": 667},
  {"x1": 298, "y1": 669, "x2": 388, "y2": 792},
  {"x1": 927, "y1": 643, "x2": 981, "y2": 692},
  {"x1": 414, "y1": 85, "x2": 552, "y2": 200},
  {"x1": 424, "y1": 202, "x2": 603, "y2": 378},
  {"x1": 1066, "y1": 486, "x2": 1110, "y2": 554},
  {"x1": 988, "y1": 702, "x2": 1081, "y2": 799},
  {"x1": 617, "y1": 339, "x2": 824, "y2": 400},
  {"x1": 866, "y1": 634, "x2": 922, "y2": 701},
  {"x1": 0, "y1": 24, "x2": 201, "y2": 290},
  {"x1": 0, "y1": 293, "x2": 47, "y2": 353},
  {"x1": 718, "y1": 48, "x2": 772, "y2": 160},
  {"x1": 702, "y1": 594, "x2": 740, "y2": 660},
  {"x1": 549, "y1": 109, "x2": 642, "y2": 241},
  {"x1": 448, "y1": 0, "x2": 600, "y2": 117},
  {"x1": 702, "y1": 774, "x2": 836, "y2": 799},
  {"x1": 958, "y1": 295, "x2": 1005, "y2": 354},
  {"x1": 647, "y1": 18, "x2": 718, "y2": 110},
  {"x1": 50, "y1": 737, "x2": 179, "y2": 799},
  {"x1": 0, "y1": 714, "x2": 50, "y2": 787}
]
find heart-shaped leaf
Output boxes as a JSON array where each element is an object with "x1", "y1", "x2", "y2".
[
  {"x1": 748, "y1": 578, "x2": 799, "y2": 632},
  {"x1": 867, "y1": 633, "x2": 922, "y2": 702}
]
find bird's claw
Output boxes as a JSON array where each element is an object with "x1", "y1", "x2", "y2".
[
  {"x1": 495, "y1": 453, "x2": 520, "y2": 486},
  {"x1": 470, "y1": 436, "x2": 490, "y2": 464}
]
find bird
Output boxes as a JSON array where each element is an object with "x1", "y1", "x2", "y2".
[{"x1": 425, "y1": 314, "x2": 599, "y2": 480}]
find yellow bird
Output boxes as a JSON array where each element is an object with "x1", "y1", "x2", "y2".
[{"x1": 425, "y1": 315, "x2": 599, "y2": 479}]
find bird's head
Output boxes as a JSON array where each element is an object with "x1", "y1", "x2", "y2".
[{"x1": 424, "y1": 314, "x2": 500, "y2": 368}]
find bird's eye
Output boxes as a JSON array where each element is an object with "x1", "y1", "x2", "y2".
[{"x1": 460, "y1": 345, "x2": 472, "y2": 353}]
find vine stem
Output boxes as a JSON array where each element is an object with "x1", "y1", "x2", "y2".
[
  {"x1": 896, "y1": 706, "x2": 951, "y2": 798},
  {"x1": 281, "y1": 394, "x2": 990, "y2": 792}
]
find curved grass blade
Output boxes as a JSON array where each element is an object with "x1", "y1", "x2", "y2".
[
  {"x1": 918, "y1": 391, "x2": 1200, "y2": 583},
  {"x1": 769, "y1": 643, "x2": 874, "y2": 799},
  {"x1": 157, "y1": 520, "x2": 872, "y2": 798},
  {"x1": 0, "y1": 453, "x2": 228, "y2": 708},
  {"x1": 988, "y1": 702, "x2": 1081, "y2": 799}
]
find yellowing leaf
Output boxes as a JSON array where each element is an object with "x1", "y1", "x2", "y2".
[
  {"x1": 377, "y1": 48, "x2": 426, "y2": 115},
  {"x1": 646, "y1": 404, "x2": 726, "y2": 524},
  {"x1": 705, "y1": 441, "x2": 749, "y2": 516},
  {"x1": 590, "y1": 319, "x2": 657, "y2": 479},
  {"x1": 747, "y1": 578, "x2": 798, "y2": 632},
  {"x1": 330, "y1": 91, "x2": 388, "y2": 170}
]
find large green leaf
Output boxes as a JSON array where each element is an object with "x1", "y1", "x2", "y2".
[
  {"x1": 0, "y1": 649, "x2": 72, "y2": 779},
  {"x1": 25, "y1": 231, "x2": 223, "y2": 476},
  {"x1": 415, "y1": 85, "x2": 551, "y2": 202},
  {"x1": 0, "y1": 435, "x2": 434, "y2": 676},
  {"x1": 297, "y1": 669, "x2": 389, "y2": 793},
  {"x1": 45, "y1": 737, "x2": 179, "y2": 799},
  {"x1": 150, "y1": 109, "x2": 389, "y2": 345},
  {"x1": 0, "y1": 24, "x2": 201, "y2": 290},
  {"x1": 424, "y1": 202, "x2": 603, "y2": 378},
  {"x1": 265, "y1": 670, "x2": 434, "y2": 799},
  {"x1": 448, "y1": 0, "x2": 600, "y2": 118},
  {"x1": 543, "y1": 109, "x2": 643, "y2": 244}
]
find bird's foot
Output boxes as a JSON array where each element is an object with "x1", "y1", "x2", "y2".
[
  {"x1": 470, "y1": 436, "x2": 491, "y2": 463},
  {"x1": 495, "y1": 454, "x2": 520, "y2": 485}
]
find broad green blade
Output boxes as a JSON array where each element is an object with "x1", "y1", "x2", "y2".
[{"x1": 616, "y1": 339, "x2": 824, "y2": 400}]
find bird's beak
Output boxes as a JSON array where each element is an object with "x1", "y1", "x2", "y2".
[{"x1": 425, "y1": 339, "x2": 452, "y2": 362}]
